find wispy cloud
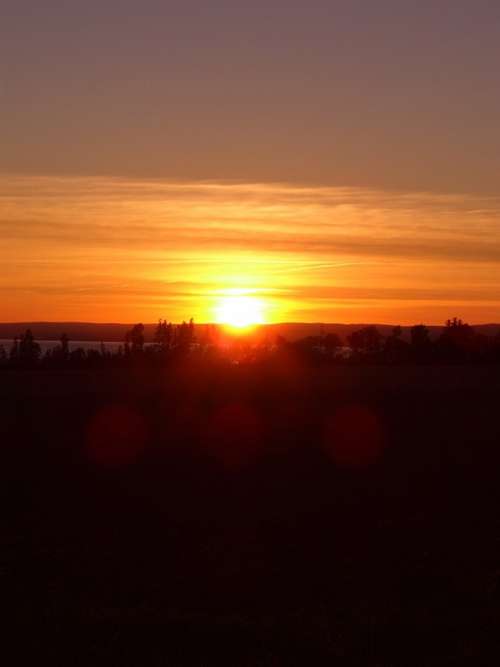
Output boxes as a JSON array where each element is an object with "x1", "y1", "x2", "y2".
[{"x1": 2, "y1": 174, "x2": 500, "y2": 323}]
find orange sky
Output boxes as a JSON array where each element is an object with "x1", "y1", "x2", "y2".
[
  {"x1": 3, "y1": 3, "x2": 500, "y2": 325},
  {"x1": 2, "y1": 174, "x2": 500, "y2": 325}
]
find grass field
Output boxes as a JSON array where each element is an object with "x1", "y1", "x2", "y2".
[{"x1": 3, "y1": 364, "x2": 500, "y2": 664}]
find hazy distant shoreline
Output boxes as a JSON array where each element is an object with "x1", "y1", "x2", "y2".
[{"x1": 1, "y1": 321, "x2": 500, "y2": 344}]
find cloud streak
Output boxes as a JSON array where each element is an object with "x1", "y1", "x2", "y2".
[{"x1": 2, "y1": 174, "x2": 500, "y2": 323}]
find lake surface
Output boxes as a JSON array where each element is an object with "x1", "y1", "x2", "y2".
[{"x1": 0, "y1": 339, "x2": 124, "y2": 354}]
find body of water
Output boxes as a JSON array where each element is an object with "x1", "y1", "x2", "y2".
[{"x1": 0, "y1": 340, "x2": 124, "y2": 354}]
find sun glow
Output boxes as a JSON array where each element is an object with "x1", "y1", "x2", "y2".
[{"x1": 214, "y1": 295, "x2": 265, "y2": 329}]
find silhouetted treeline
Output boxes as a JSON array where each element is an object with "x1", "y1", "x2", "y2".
[
  {"x1": 269, "y1": 318, "x2": 500, "y2": 367},
  {"x1": 2, "y1": 317, "x2": 500, "y2": 370}
]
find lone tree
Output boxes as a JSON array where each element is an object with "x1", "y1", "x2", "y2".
[
  {"x1": 18, "y1": 329, "x2": 41, "y2": 365},
  {"x1": 125, "y1": 323, "x2": 145, "y2": 354},
  {"x1": 410, "y1": 324, "x2": 430, "y2": 348},
  {"x1": 384, "y1": 325, "x2": 409, "y2": 361},
  {"x1": 10, "y1": 338, "x2": 19, "y2": 362},
  {"x1": 60, "y1": 333, "x2": 70, "y2": 360}
]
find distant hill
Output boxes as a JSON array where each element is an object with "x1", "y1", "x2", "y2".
[{"x1": 1, "y1": 321, "x2": 499, "y2": 343}]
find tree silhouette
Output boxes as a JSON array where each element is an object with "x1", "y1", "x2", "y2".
[
  {"x1": 125, "y1": 324, "x2": 145, "y2": 354},
  {"x1": 176, "y1": 318, "x2": 195, "y2": 352},
  {"x1": 323, "y1": 333, "x2": 342, "y2": 354},
  {"x1": 409, "y1": 324, "x2": 431, "y2": 362},
  {"x1": 410, "y1": 324, "x2": 430, "y2": 348},
  {"x1": 392, "y1": 325, "x2": 402, "y2": 339},
  {"x1": 18, "y1": 329, "x2": 41, "y2": 365},
  {"x1": 70, "y1": 348, "x2": 86, "y2": 364},
  {"x1": 61, "y1": 333, "x2": 69, "y2": 357},
  {"x1": 155, "y1": 319, "x2": 173, "y2": 352},
  {"x1": 5, "y1": 313, "x2": 500, "y2": 370},
  {"x1": 10, "y1": 337, "x2": 19, "y2": 362},
  {"x1": 438, "y1": 318, "x2": 477, "y2": 360},
  {"x1": 384, "y1": 325, "x2": 409, "y2": 362},
  {"x1": 347, "y1": 326, "x2": 383, "y2": 354},
  {"x1": 50, "y1": 332, "x2": 70, "y2": 363}
]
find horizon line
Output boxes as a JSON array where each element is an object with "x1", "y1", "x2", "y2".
[{"x1": 1, "y1": 320, "x2": 499, "y2": 328}]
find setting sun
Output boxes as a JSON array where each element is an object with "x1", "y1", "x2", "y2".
[{"x1": 214, "y1": 295, "x2": 265, "y2": 329}]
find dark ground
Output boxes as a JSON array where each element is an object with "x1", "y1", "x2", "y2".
[{"x1": 2, "y1": 363, "x2": 500, "y2": 665}]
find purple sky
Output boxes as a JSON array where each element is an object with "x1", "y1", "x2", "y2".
[{"x1": 2, "y1": 0, "x2": 500, "y2": 193}]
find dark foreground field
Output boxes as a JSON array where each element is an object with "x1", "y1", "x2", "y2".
[{"x1": 2, "y1": 363, "x2": 500, "y2": 665}]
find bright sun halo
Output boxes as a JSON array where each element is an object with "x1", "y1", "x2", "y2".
[{"x1": 215, "y1": 295, "x2": 265, "y2": 329}]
